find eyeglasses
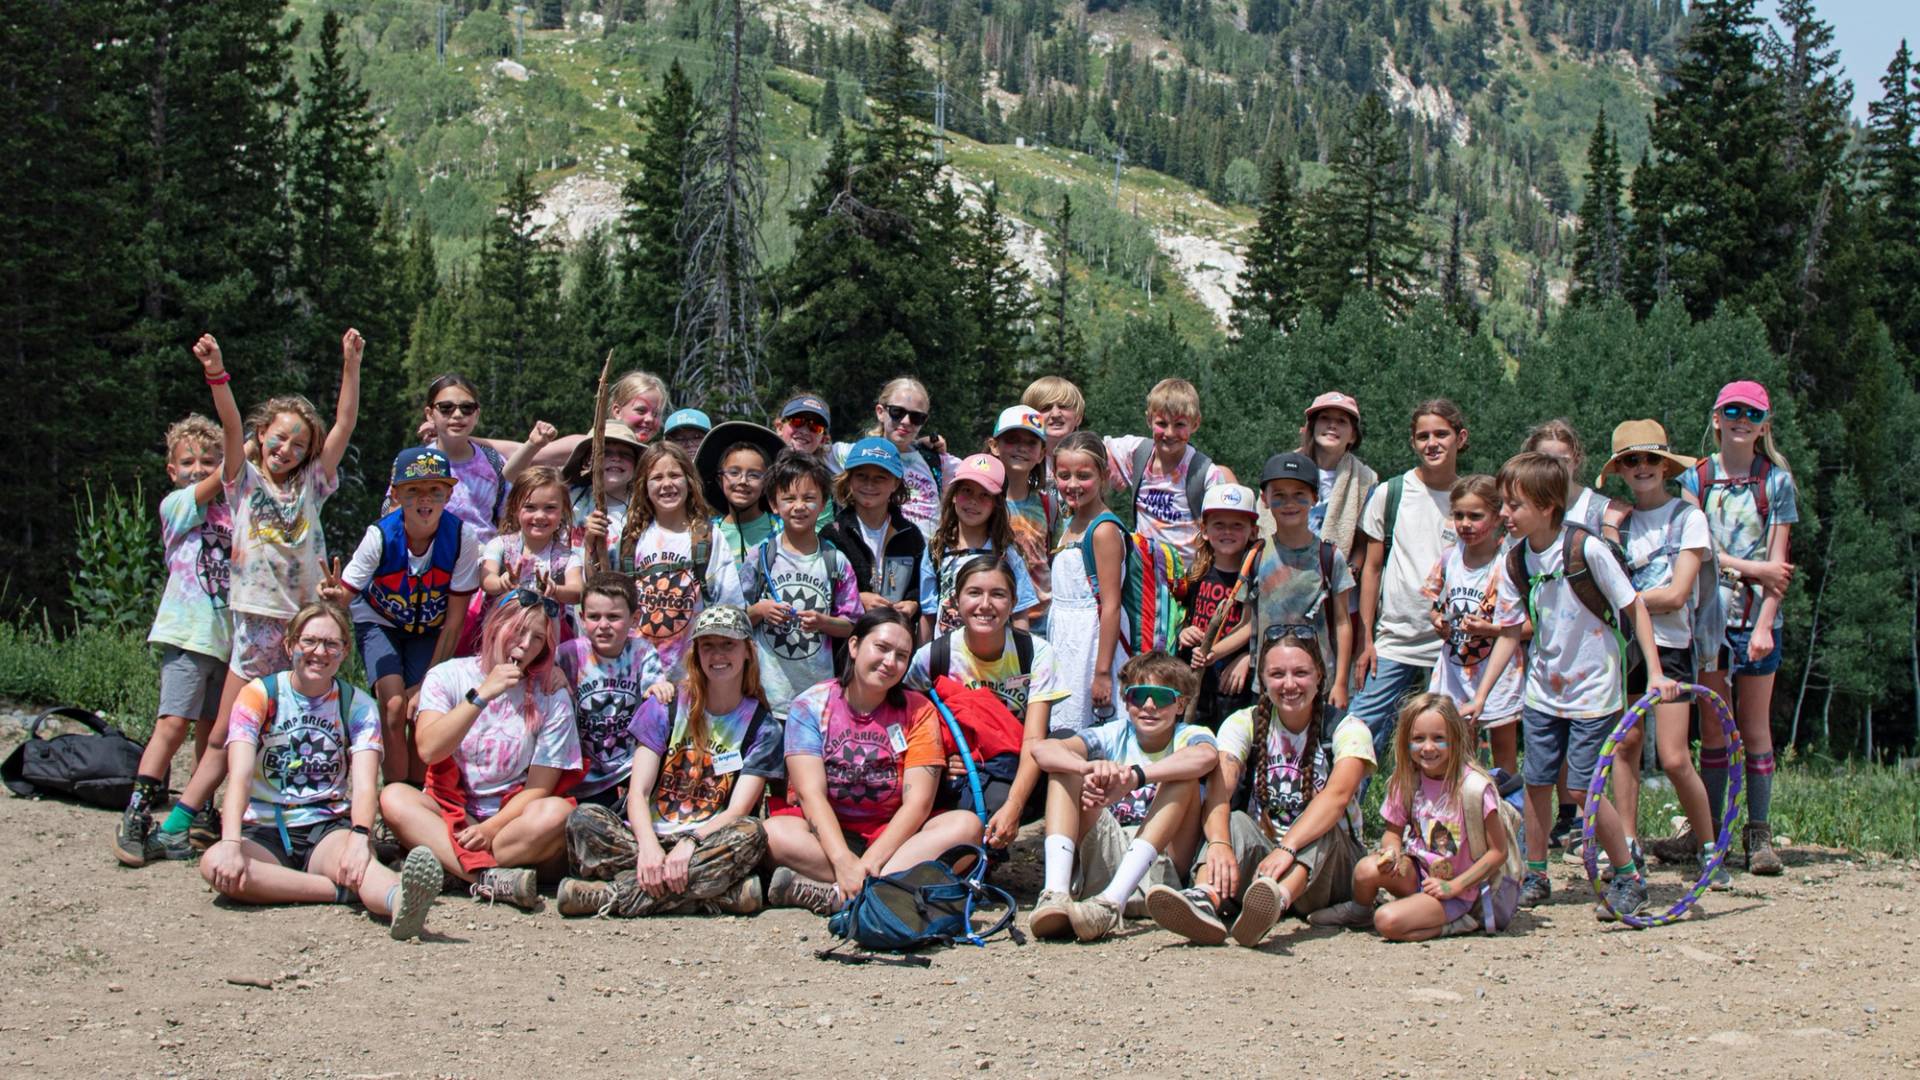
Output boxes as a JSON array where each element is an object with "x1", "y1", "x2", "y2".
[
  {"x1": 721, "y1": 467, "x2": 767, "y2": 482},
  {"x1": 1720, "y1": 404, "x2": 1767, "y2": 424},
  {"x1": 884, "y1": 404, "x2": 929, "y2": 427},
  {"x1": 1615, "y1": 452, "x2": 1660, "y2": 469},
  {"x1": 1262, "y1": 623, "x2": 1320, "y2": 644},
  {"x1": 1123, "y1": 684, "x2": 1183, "y2": 708},
  {"x1": 295, "y1": 637, "x2": 345, "y2": 654},
  {"x1": 505, "y1": 589, "x2": 561, "y2": 618},
  {"x1": 783, "y1": 416, "x2": 826, "y2": 435},
  {"x1": 432, "y1": 401, "x2": 479, "y2": 417}
]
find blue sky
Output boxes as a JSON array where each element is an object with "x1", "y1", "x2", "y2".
[{"x1": 1758, "y1": 0, "x2": 1919, "y2": 122}]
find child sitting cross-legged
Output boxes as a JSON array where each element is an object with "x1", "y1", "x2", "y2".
[{"x1": 1028, "y1": 651, "x2": 1218, "y2": 943}]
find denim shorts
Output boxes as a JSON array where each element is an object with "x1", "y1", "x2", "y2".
[
  {"x1": 1520, "y1": 706, "x2": 1618, "y2": 790},
  {"x1": 1720, "y1": 625, "x2": 1783, "y2": 678},
  {"x1": 355, "y1": 622, "x2": 438, "y2": 687},
  {"x1": 1349, "y1": 657, "x2": 1434, "y2": 757}
]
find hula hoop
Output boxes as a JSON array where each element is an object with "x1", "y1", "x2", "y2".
[{"x1": 1581, "y1": 684, "x2": 1744, "y2": 928}]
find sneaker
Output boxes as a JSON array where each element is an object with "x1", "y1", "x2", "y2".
[
  {"x1": 1548, "y1": 806, "x2": 1576, "y2": 849},
  {"x1": 556, "y1": 877, "x2": 617, "y2": 917},
  {"x1": 114, "y1": 802, "x2": 153, "y2": 868},
  {"x1": 187, "y1": 805, "x2": 221, "y2": 851},
  {"x1": 470, "y1": 867, "x2": 539, "y2": 911},
  {"x1": 1647, "y1": 822, "x2": 1700, "y2": 865},
  {"x1": 1067, "y1": 896, "x2": 1124, "y2": 942},
  {"x1": 370, "y1": 818, "x2": 404, "y2": 866},
  {"x1": 1519, "y1": 871, "x2": 1552, "y2": 907},
  {"x1": 1306, "y1": 899, "x2": 1375, "y2": 929},
  {"x1": 1743, "y1": 822, "x2": 1783, "y2": 876},
  {"x1": 1628, "y1": 838, "x2": 1645, "y2": 873},
  {"x1": 1439, "y1": 911, "x2": 1481, "y2": 936},
  {"x1": 711, "y1": 874, "x2": 764, "y2": 915},
  {"x1": 1230, "y1": 875, "x2": 1286, "y2": 947},
  {"x1": 1707, "y1": 859, "x2": 1734, "y2": 891},
  {"x1": 1029, "y1": 889, "x2": 1074, "y2": 940},
  {"x1": 388, "y1": 846, "x2": 440, "y2": 940},
  {"x1": 765, "y1": 866, "x2": 839, "y2": 915},
  {"x1": 146, "y1": 827, "x2": 197, "y2": 862},
  {"x1": 1146, "y1": 885, "x2": 1226, "y2": 945},
  {"x1": 1596, "y1": 873, "x2": 1649, "y2": 922}
]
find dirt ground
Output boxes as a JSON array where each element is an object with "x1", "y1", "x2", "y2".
[{"x1": 1, "y1": 734, "x2": 1916, "y2": 1079}]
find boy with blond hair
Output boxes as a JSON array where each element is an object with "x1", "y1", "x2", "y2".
[{"x1": 1103, "y1": 378, "x2": 1237, "y2": 564}]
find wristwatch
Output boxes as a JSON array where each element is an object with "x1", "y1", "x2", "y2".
[
  {"x1": 1130, "y1": 764, "x2": 1149, "y2": 790},
  {"x1": 465, "y1": 687, "x2": 490, "y2": 707},
  {"x1": 350, "y1": 824, "x2": 372, "y2": 836}
]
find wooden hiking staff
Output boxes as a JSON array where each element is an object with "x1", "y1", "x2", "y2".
[
  {"x1": 1182, "y1": 538, "x2": 1266, "y2": 726},
  {"x1": 586, "y1": 349, "x2": 613, "y2": 576}
]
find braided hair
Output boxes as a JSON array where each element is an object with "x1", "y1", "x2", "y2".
[{"x1": 1247, "y1": 633, "x2": 1329, "y2": 834}]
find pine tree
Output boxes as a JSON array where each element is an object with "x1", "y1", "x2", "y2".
[
  {"x1": 1864, "y1": 41, "x2": 1920, "y2": 361},
  {"x1": 1302, "y1": 93, "x2": 1423, "y2": 318},
  {"x1": 1229, "y1": 153, "x2": 1302, "y2": 335},
  {"x1": 475, "y1": 170, "x2": 566, "y2": 431},
  {"x1": 1440, "y1": 206, "x2": 1477, "y2": 331},
  {"x1": 1570, "y1": 108, "x2": 1626, "y2": 305},
  {"x1": 963, "y1": 185, "x2": 1041, "y2": 402},
  {"x1": 1046, "y1": 192, "x2": 1088, "y2": 378},
  {"x1": 616, "y1": 62, "x2": 699, "y2": 371},
  {"x1": 814, "y1": 71, "x2": 842, "y2": 136}
]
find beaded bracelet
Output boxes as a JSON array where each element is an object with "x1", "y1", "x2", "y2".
[{"x1": 205, "y1": 370, "x2": 232, "y2": 386}]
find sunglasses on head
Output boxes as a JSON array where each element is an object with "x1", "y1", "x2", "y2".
[
  {"x1": 505, "y1": 588, "x2": 561, "y2": 618},
  {"x1": 783, "y1": 416, "x2": 826, "y2": 435},
  {"x1": 433, "y1": 401, "x2": 479, "y2": 417},
  {"x1": 1720, "y1": 404, "x2": 1767, "y2": 424},
  {"x1": 1123, "y1": 684, "x2": 1183, "y2": 708},
  {"x1": 1262, "y1": 623, "x2": 1320, "y2": 645},
  {"x1": 884, "y1": 404, "x2": 929, "y2": 427}
]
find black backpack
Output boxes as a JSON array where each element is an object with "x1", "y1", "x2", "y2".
[{"x1": 3, "y1": 707, "x2": 144, "y2": 809}]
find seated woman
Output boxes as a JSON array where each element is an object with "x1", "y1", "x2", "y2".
[
  {"x1": 905, "y1": 553, "x2": 1069, "y2": 857},
  {"x1": 763, "y1": 608, "x2": 986, "y2": 913},
  {"x1": 199, "y1": 602, "x2": 440, "y2": 940},
  {"x1": 555, "y1": 605, "x2": 779, "y2": 917},
  {"x1": 379, "y1": 591, "x2": 582, "y2": 911},
  {"x1": 1146, "y1": 631, "x2": 1374, "y2": 947}
]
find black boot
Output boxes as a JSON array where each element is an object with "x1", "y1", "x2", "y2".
[{"x1": 114, "y1": 777, "x2": 163, "y2": 868}]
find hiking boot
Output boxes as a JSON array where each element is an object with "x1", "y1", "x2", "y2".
[
  {"x1": 1596, "y1": 874, "x2": 1649, "y2": 922},
  {"x1": 470, "y1": 867, "x2": 540, "y2": 911},
  {"x1": 389, "y1": 847, "x2": 440, "y2": 941},
  {"x1": 566, "y1": 803, "x2": 637, "y2": 881},
  {"x1": 766, "y1": 867, "x2": 839, "y2": 915},
  {"x1": 114, "y1": 801, "x2": 154, "y2": 868},
  {"x1": 1307, "y1": 899, "x2": 1375, "y2": 929},
  {"x1": 188, "y1": 805, "x2": 221, "y2": 851},
  {"x1": 710, "y1": 874, "x2": 763, "y2": 916},
  {"x1": 1146, "y1": 885, "x2": 1226, "y2": 945},
  {"x1": 1067, "y1": 896, "x2": 1124, "y2": 942},
  {"x1": 556, "y1": 877, "x2": 618, "y2": 917},
  {"x1": 1519, "y1": 871, "x2": 1552, "y2": 907},
  {"x1": 1029, "y1": 889, "x2": 1074, "y2": 940},
  {"x1": 1548, "y1": 805, "x2": 1577, "y2": 849},
  {"x1": 1743, "y1": 822, "x2": 1783, "y2": 876},
  {"x1": 1230, "y1": 875, "x2": 1286, "y2": 947},
  {"x1": 1647, "y1": 821, "x2": 1700, "y2": 865},
  {"x1": 147, "y1": 827, "x2": 197, "y2": 862}
]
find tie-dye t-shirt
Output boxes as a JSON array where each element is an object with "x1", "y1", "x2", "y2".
[
  {"x1": 620, "y1": 522, "x2": 742, "y2": 676},
  {"x1": 1103, "y1": 436, "x2": 1231, "y2": 564},
  {"x1": 917, "y1": 544, "x2": 1040, "y2": 636},
  {"x1": 556, "y1": 637, "x2": 666, "y2": 797},
  {"x1": 1495, "y1": 532, "x2": 1640, "y2": 718},
  {"x1": 226, "y1": 458, "x2": 340, "y2": 620},
  {"x1": 630, "y1": 695, "x2": 783, "y2": 836},
  {"x1": 1005, "y1": 489, "x2": 1054, "y2": 628},
  {"x1": 482, "y1": 533, "x2": 576, "y2": 591},
  {"x1": 567, "y1": 486, "x2": 629, "y2": 563},
  {"x1": 1379, "y1": 773, "x2": 1503, "y2": 902},
  {"x1": 1077, "y1": 717, "x2": 1218, "y2": 827},
  {"x1": 1216, "y1": 709, "x2": 1374, "y2": 841},
  {"x1": 904, "y1": 630, "x2": 1070, "y2": 718},
  {"x1": 226, "y1": 676, "x2": 381, "y2": 828},
  {"x1": 783, "y1": 681, "x2": 944, "y2": 828},
  {"x1": 417, "y1": 657, "x2": 582, "y2": 819},
  {"x1": 1247, "y1": 538, "x2": 1355, "y2": 676},
  {"x1": 386, "y1": 445, "x2": 507, "y2": 546},
  {"x1": 148, "y1": 486, "x2": 233, "y2": 659},
  {"x1": 1422, "y1": 545, "x2": 1523, "y2": 719},
  {"x1": 745, "y1": 538, "x2": 864, "y2": 719},
  {"x1": 1680, "y1": 456, "x2": 1799, "y2": 630}
]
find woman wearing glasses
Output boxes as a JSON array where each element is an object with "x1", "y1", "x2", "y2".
[
  {"x1": 413, "y1": 374, "x2": 511, "y2": 546},
  {"x1": 380, "y1": 591, "x2": 583, "y2": 911},
  {"x1": 199, "y1": 602, "x2": 443, "y2": 940},
  {"x1": 1146, "y1": 631, "x2": 1374, "y2": 947},
  {"x1": 832, "y1": 378, "x2": 961, "y2": 539}
]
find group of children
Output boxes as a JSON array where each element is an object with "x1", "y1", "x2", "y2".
[{"x1": 123, "y1": 331, "x2": 1797, "y2": 945}]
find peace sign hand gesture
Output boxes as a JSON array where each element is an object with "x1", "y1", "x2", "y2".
[{"x1": 317, "y1": 556, "x2": 349, "y2": 604}]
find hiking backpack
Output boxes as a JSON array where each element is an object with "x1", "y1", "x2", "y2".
[
  {"x1": 1505, "y1": 521, "x2": 1639, "y2": 667},
  {"x1": 1079, "y1": 511, "x2": 1188, "y2": 655},
  {"x1": 823, "y1": 844, "x2": 1017, "y2": 959},
  {"x1": 1691, "y1": 456, "x2": 1773, "y2": 631},
  {"x1": 1128, "y1": 441, "x2": 1213, "y2": 533},
  {"x1": 743, "y1": 537, "x2": 846, "y2": 605},
  {"x1": 2, "y1": 707, "x2": 142, "y2": 809},
  {"x1": 1619, "y1": 501, "x2": 1727, "y2": 674},
  {"x1": 1457, "y1": 767, "x2": 1525, "y2": 933}
]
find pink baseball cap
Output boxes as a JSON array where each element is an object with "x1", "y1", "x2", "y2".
[
  {"x1": 1715, "y1": 380, "x2": 1770, "y2": 412},
  {"x1": 1305, "y1": 391, "x2": 1360, "y2": 422},
  {"x1": 950, "y1": 453, "x2": 1006, "y2": 496}
]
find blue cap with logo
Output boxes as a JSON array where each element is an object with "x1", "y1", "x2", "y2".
[
  {"x1": 390, "y1": 446, "x2": 454, "y2": 489},
  {"x1": 664, "y1": 408, "x2": 712, "y2": 435},
  {"x1": 843, "y1": 436, "x2": 904, "y2": 479}
]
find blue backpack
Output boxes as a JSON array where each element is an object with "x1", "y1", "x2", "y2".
[{"x1": 820, "y1": 845, "x2": 1017, "y2": 962}]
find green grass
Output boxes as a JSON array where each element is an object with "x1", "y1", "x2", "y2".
[{"x1": 1636, "y1": 755, "x2": 1920, "y2": 860}]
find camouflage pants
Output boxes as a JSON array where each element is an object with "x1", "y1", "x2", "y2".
[{"x1": 566, "y1": 804, "x2": 766, "y2": 918}]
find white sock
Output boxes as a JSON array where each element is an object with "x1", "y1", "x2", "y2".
[
  {"x1": 1043, "y1": 834, "x2": 1076, "y2": 894},
  {"x1": 1099, "y1": 839, "x2": 1161, "y2": 906},
  {"x1": 384, "y1": 884, "x2": 399, "y2": 913}
]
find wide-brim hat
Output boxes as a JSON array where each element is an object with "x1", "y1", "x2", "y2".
[
  {"x1": 562, "y1": 420, "x2": 645, "y2": 486},
  {"x1": 1597, "y1": 419, "x2": 1696, "y2": 484},
  {"x1": 695, "y1": 421, "x2": 785, "y2": 509}
]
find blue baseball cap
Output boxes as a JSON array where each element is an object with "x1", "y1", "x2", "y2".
[
  {"x1": 664, "y1": 408, "x2": 712, "y2": 435},
  {"x1": 390, "y1": 446, "x2": 454, "y2": 488},
  {"x1": 780, "y1": 394, "x2": 831, "y2": 425},
  {"x1": 843, "y1": 436, "x2": 904, "y2": 479}
]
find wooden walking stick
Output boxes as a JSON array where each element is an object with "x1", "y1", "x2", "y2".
[
  {"x1": 586, "y1": 350, "x2": 613, "y2": 576},
  {"x1": 1182, "y1": 538, "x2": 1266, "y2": 726}
]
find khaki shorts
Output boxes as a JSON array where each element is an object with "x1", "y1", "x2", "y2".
[
  {"x1": 1070, "y1": 808, "x2": 1181, "y2": 908},
  {"x1": 1190, "y1": 809, "x2": 1362, "y2": 915}
]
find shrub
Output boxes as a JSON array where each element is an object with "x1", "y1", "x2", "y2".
[
  {"x1": 0, "y1": 620, "x2": 159, "y2": 741},
  {"x1": 68, "y1": 480, "x2": 161, "y2": 636}
]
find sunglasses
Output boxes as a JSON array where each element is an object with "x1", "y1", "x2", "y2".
[
  {"x1": 1262, "y1": 623, "x2": 1320, "y2": 644},
  {"x1": 1123, "y1": 684, "x2": 1183, "y2": 708},
  {"x1": 1614, "y1": 452, "x2": 1663, "y2": 470},
  {"x1": 505, "y1": 588, "x2": 562, "y2": 618},
  {"x1": 1719, "y1": 404, "x2": 1767, "y2": 424},
  {"x1": 783, "y1": 416, "x2": 826, "y2": 435},
  {"x1": 432, "y1": 401, "x2": 480, "y2": 417},
  {"x1": 884, "y1": 404, "x2": 929, "y2": 427}
]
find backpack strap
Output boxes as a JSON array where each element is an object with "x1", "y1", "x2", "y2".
[
  {"x1": 1184, "y1": 449, "x2": 1213, "y2": 524},
  {"x1": 1129, "y1": 441, "x2": 1154, "y2": 528},
  {"x1": 477, "y1": 442, "x2": 509, "y2": 525},
  {"x1": 1079, "y1": 511, "x2": 1128, "y2": 597},
  {"x1": 1011, "y1": 627, "x2": 1034, "y2": 677},
  {"x1": 1381, "y1": 472, "x2": 1406, "y2": 564},
  {"x1": 930, "y1": 631, "x2": 952, "y2": 679},
  {"x1": 260, "y1": 672, "x2": 282, "y2": 736}
]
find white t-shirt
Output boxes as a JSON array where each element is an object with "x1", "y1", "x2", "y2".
[
  {"x1": 1102, "y1": 435, "x2": 1232, "y2": 563},
  {"x1": 1566, "y1": 487, "x2": 1609, "y2": 533},
  {"x1": 1620, "y1": 499, "x2": 1713, "y2": 649},
  {"x1": 1495, "y1": 532, "x2": 1639, "y2": 718},
  {"x1": 1360, "y1": 471, "x2": 1457, "y2": 666},
  {"x1": 857, "y1": 516, "x2": 887, "y2": 568},
  {"x1": 341, "y1": 521, "x2": 483, "y2": 631}
]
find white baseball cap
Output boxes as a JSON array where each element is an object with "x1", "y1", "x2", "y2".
[
  {"x1": 1200, "y1": 483, "x2": 1260, "y2": 518},
  {"x1": 993, "y1": 406, "x2": 1046, "y2": 439}
]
